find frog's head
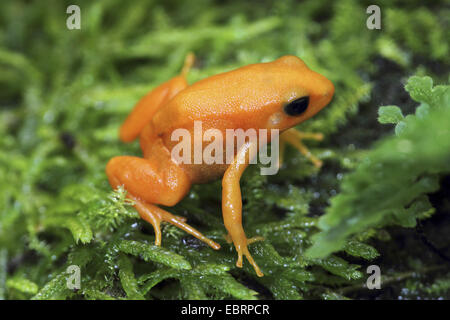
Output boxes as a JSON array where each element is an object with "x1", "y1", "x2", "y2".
[{"x1": 264, "y1": 55, "x2": 334, "y2": 131}]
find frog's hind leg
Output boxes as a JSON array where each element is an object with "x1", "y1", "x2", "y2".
[
  {"x1": 132, "y1": 198, "x2": 220, "y2": 250},
  {"x1": 279, "y1": 128, "x2": 324, "y2": 168},
  {"x1": 180, "y1": 52, "x2": 195, "y2": 77},
  {"x1": 119, "y1": 54, "x2": 195, "y2": 143},
  {"x1": 106, "y1": 154, "x2": 220, "y2": 250}
]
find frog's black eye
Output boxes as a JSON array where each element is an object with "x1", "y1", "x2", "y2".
[{"x1": 284, "y1": 96, "x2": 309, "y2": 116}]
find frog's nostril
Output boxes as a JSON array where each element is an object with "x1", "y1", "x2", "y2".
[
  {"x1": 323, "y1": 83, "x2": 334, "y2": 101},
  {"x1": 322, "y1": 90, "x2": 333, "y2": 103},
  {"x1": 318, "y1": 85, "x2": 334, "y2": 107}
]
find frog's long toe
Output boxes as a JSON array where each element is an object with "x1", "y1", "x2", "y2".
[
  {"x1": 133, "y1": 196, "x2": 220, "y2": 250},
  {"x1": 235, "y1": 242, "x2": 264, "y2": 277},
  {"x1": 280, "y1": 128, "x2": 324, "y2": 168}
]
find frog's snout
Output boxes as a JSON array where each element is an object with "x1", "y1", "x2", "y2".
[
  {"x1": 317, "y1": 77, "x2": 335, "y2": 108},
  {"x1": 325, "y1": 79, "x2": 335, "y2": 98}
]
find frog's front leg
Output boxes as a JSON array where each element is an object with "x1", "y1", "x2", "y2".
[
  {"x1": 106, "y1": 153, "x2": 220, "y2": 250},
  {"x1": 278, "y1": 128, "x2": 324, "y2": 168},
  {"x1": 222, "y1": 141, "x2": 264, "y2": 277}
]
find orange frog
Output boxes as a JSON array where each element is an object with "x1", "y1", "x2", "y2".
[{"x1": 106, "y1": 54, "x2": 334, "y2": 277}]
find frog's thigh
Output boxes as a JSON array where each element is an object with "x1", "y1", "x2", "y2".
[
  {"x1": 106, "y1": 156, "x2": 190, "y2": 206},
  {"x1": 106, "y1": 156, "x2": 220, "y2": 249}
]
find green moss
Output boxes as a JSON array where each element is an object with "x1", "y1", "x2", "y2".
[{"x1": 1, "y1": 0, "x2": 449, "y2": 300}]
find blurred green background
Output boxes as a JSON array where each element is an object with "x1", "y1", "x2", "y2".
[{"x1": 0, "y1": 0, "x2": 449, "y2": 300}]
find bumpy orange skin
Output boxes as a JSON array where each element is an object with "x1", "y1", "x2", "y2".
[{"x1": 106, "y1": 55, "x2": 334, "y2": 277}]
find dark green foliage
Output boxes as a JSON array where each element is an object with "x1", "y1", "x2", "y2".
[
  {"x1": 0, "y1": 0, "x2": 449, "y2": 300},
  {"x1": 307, "y1": 76, "x2": 450, "y2": 258},
  {"x1": 118, "y1": 240, "x2": 192, "y2": 270}
]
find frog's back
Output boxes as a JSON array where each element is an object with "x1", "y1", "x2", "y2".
[{"x1": 151, "y1": 59, "x2": 301, "y2": 135}]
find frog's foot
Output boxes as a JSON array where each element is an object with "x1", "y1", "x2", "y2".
[
  {"x1": 247, "y1": 236, "x2": 265, "y2": 245},
  {"x1": 232, "y1": 236, "x2": 264, "y2": 277},
  {"x1": 279, "y1": 128, "x2": 324, "y2": 168},
  {"x1": 174, "y1": 215, "x2": 187, "y2": 223},
  {"x1": 132, "y1": 196, "x2": 220, "y2": 250},
  {"x1": 225, "y1": 232, "x2": 264, "y2": 277}
]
